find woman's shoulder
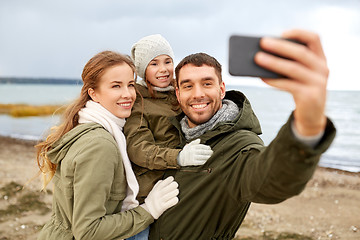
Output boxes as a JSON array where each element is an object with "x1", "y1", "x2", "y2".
[
  {"x1": 70, "y1": 125, "x2": 121, "y2": 165},
  {"x1": 73, "y1": 123, "x2": 118, "y2": 150}
]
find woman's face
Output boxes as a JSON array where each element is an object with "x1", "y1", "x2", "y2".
[
  {"x1": 89, "y1": 63, "x2": 136, "y2": 118},
  {"x1": 145, "y1": 54, "x2": 174, "y2": 88}
]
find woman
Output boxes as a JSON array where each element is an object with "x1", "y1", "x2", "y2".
[
  {"x1": 124, "y1": 34, "x2": 213, "y2": 204},
  {"x1": 36, "y1": 51, "x2": 179, "y2": 240}
]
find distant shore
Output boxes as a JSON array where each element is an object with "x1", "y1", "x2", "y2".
[{"x1": 0, "y1": 77, "x2": 82, "y2": 85}]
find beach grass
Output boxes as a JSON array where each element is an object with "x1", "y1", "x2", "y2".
[{"x1": 0, "y1": 103, "x2": 66, "y2": 117}]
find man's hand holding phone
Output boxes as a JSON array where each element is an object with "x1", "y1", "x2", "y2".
[{"x1": 229, "y1": 29, "x2": 329, "y2": 136}]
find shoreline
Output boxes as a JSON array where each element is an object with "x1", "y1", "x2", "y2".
[
  {"x1": 1, "y1": 134, "x2": 359, "y2": 175},
  {"x1": 0, "y1": 134, "x2": 359, "y2": 239}
]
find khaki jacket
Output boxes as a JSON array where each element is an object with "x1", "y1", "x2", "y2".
[
  {"x1": 124, "y1": 84, "x2": 182, "y2": 203},
  {"x1": 149, "y1": 90, "x2": 336, "y2": 240},
  {"x1": 37, "y1": 123, "x2": 153, "y2": 240}
]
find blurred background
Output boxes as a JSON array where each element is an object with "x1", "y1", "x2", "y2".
[
  {"x1": 1, "y1": 0, "x2": 359, "y2": 89},
  {"x1": 1, "y1": 0, "x2": 360, "y2": 172}
]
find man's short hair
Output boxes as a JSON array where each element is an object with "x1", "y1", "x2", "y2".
[{"x1": 175, "y1": 52, "x2": 222, "y2": 88}]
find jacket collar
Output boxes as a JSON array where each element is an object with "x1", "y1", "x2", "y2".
[
  {"x1": 136, "y1": 83, "x2": 175, "y2": 100},
  {"x1": 171, "y1": 90, "x2": 262, "y2": 144}
]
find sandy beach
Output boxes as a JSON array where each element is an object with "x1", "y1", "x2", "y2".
[{"x1": 0, "y1": 135, "x2": 359, "y2": 240}]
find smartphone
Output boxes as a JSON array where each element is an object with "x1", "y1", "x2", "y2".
[{"x1": 228, "y1": 35, "x2": 304, "y2": 78}]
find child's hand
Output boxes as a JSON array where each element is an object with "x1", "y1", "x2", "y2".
[{"x1": 177, "y1": 139, "x2": 213, "y2": 166}]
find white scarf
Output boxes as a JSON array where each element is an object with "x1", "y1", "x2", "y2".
[{"x1": 78, "y1": 100, "x2": 139, "y2": 211}]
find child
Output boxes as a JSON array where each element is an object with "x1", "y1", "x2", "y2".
[
  {"x1": 36, "y1": 51, "x2": 179, "y2": 240},
  {"x1": 124, "y1": 34, "x2": 213, "y2": 204}
]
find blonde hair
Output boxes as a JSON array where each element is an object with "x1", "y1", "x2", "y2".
[{"x1": 35, "y1": 51, "x2": 136, "y2": 189}]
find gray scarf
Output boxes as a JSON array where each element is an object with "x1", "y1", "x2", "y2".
[{"x1": 180, "y1": 99, "x2": 239, "y2": 140}]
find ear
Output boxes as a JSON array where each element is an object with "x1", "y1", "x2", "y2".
[
  {"x1": 88, "y1": 88, "x2": 98, "y2": 102},
  {"x1": 220, "y1": 81, "x2": 226, "y2": 99},
  {"x1": 175, "y1": 87, "x2": 181, "y2": 103}
]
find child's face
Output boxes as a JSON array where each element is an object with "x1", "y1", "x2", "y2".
[
  {"x1": 145, "y1": 54, "x2": 174, "y2": 88},
  {"x1": 89, "y1": 63, "x2": 136, "y2": 118}
]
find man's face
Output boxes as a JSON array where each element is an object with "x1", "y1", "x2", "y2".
[{"x1": 176, "y1": 64, "x2": 225, "y2": 128}]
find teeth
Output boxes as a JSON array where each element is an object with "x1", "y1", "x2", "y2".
[
  {"x1": 157, "y1": 76, "x2": 168, "y2": 80},
  {"x1": 119, "y1": 103, "x2": 131, "y2": 107},
  {"x1": 192, "y1": 104, "x2": 207, "y2": 109}
]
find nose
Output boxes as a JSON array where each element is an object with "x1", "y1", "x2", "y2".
[
  {"x1": 122, "y1": 86, "x2": 133, "y2": 99},
  {"x1": 159, "y1": 63, "x2": 167, "y2": 73},
  {"x1": 192, "y1": 84, "x2": 205, "y2": 99}
]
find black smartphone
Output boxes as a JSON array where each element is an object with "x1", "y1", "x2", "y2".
[{"x1": 228, "y1": 35, "x2": 304, "y2": 78}]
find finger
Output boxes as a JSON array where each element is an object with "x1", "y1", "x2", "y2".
[
  {"x1": 195, "y1": 144, "x2": 212, "y2": 151},
  {"x1": 195, "y1": 149, "x2": 213, "y2": 157},
  {"x1": 162, "y1": 188, "x2": 180, "y2": 202},
  {"x1": 193, "y1": 160, "x2": 207, "y2": 166},
  {"x1": 191, "y1": 155, "x2": 207, "y2": 162},
  {"x1": 163, "y1": 196, "x2": 179, "y2": 209},
  {"x1": 159, "y1": 176, "x2": 174, "y2": 187},
  {"x1": 164, "y1": 187, "x2": 179, "y2": 199},
  {"x1": 282, "y1": 29, "x2": 326, "y2": 60},
  {"x1": 160, "y1": 181, "x2": 179, "y2": 193},
  {"x1": 261, "y1": 77, "x2": 304, "y2": 93},
  {"x1": 255, "y1": 51, "x2": 323, "y2": 85},
  {"x1": 259, "y1": 37, "x2": 328, "y2": 76},
  {"x1": 152, "y1": 179, "x2": 163, "y2": 188},
  {"x1": 189, "y1": 139, "x2": 201, "y2": 145}
]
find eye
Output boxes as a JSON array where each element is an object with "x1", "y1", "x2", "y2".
[
  {"x1": 182, "y1": 84, "x2": 192, "y2": 90},
  {"x1": 129, "y1": 83, "x2": 135, "y2": 88},
  {"x1": 149, "y1": 62, "x2": 157, "y2": 66},
  {"x1": 112, "y1": 84, "x2": 120, "y2": 88}
]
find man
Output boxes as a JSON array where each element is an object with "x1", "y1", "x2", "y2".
[{"x1": 149, "y1": 29, "x2": 336, "y2": 239}]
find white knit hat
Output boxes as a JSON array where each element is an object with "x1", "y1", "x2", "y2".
[{"x1": 131, "y1": 34, "x2": 174, "y2": 79}]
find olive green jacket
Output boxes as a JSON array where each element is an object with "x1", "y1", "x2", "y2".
[
  {"x1": 37, "y1": 123, "x2": 153, "y2": 240},
  {"x1": 149, "y1": 90, "x2": 336, "y2": 240},
  {"x1": 124, "y1": 84, "x2": 182, "y2": 203}
]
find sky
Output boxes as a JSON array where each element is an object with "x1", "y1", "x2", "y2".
[{"x1": 0, "y1": 0, "x2": 359, "y2": 90}]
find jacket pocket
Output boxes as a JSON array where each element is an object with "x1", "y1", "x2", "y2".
[
  {"x1": 179, "y1": 167, "x2": 213, "y2": 174},
  {"x1": 109, "y1": 179, "x2": 127, "y2": 201},
  {"x1": 109, "y1": 178, "x2": 126, "y2": 201},
  {"x1": 108, "y1": 191, "x2": 125, "y2": 201}
]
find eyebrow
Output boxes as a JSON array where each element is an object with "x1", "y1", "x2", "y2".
[
  {"x1": 179, "y1": 77, "x2": 215, "y2": 86},
  {"x1": 111, "y1": 81, "x2": 123, "y2": 84},
  {"x1": 110, "y1": 80, "x2": 135, "y2": 84},
  {"x1": 179, "y1": 79, "x2": 191, "y2": 86}
]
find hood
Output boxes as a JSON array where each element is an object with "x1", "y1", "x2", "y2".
[
  {"x1": 225, "y1": 90, "x2": 262, "y2": 135},
  {"x1": 47, "y1": 122, "x2": 102, "y2": 165}
]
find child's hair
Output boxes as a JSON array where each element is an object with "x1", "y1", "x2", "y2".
[{"x1": 35, "y1": 51, "x2": 136, "y2": 189}]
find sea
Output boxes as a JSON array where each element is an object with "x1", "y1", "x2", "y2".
[{"x1": 1, "y1": 82, "x2": 359, "y2": 173}]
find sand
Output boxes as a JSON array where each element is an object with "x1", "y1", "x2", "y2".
[{"x1": 0, "y1": 135, "x2": 359, "y2": 240}]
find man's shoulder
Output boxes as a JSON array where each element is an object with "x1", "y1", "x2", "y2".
[{"x1": 225, "y1": 90, "x2": 247, "y2": 101}]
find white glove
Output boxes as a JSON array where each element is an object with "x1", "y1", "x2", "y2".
[
  {"x1": 142, "y1": 176, "x2": 179, "y2": 219},
  {"x1": 177, "y1": 139, "x2": 213, "y2": 166}
]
